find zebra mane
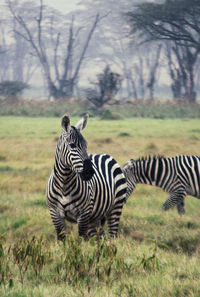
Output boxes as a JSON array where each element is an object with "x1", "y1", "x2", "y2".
[{"x1": 136, "y1": 154, "x2": 165, "y2": 162}]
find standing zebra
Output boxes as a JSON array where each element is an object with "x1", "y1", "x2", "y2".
[
  {"x1": 122, "y1": 155, "x2": 200, "y2": 214},
  {"x1": 46, "y1": 114, "x2": 127, "y2": 240}
]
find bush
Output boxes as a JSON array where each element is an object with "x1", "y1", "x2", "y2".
[
  {"x1": 86, "y1": 65, "x2": 122, "y2": 110},
  {"x1": 0, "y1": 81, "x2": 29, "y2": 98},
  {"x1": 100, "y1": 109, "x2": 123, "y2": 120}
]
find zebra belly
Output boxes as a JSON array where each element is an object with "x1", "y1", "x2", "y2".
[
  {"x1": 64, "y1": 210, "x2": 77, "y2": 223},
  {"x1": 61, "y1": 193, "x2": 107, "y2": 226},
  {"x1": 186, "y1": 189, "x2": 200, "y2": 199},
  {"x1": 185, "y1": 186, "x2": 200, "y2": 198},
  {"x1": 63, "y1": 191, "x2": 113, "y2": 226}
]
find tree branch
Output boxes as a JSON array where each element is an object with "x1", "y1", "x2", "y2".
[{"x1": 73, "y1": 13, "x2": 100, "y2": 81}]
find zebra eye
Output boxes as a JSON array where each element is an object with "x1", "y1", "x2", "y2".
[{"x1": 69, "y1": 143, "x2": 76, "y2": 149}]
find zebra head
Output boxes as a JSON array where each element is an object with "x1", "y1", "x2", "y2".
[
  {"x1": 122, "y1": 159, "x2": 137, "y2": 199},
  {"x1": 122, "y1": 159, "x2": 136, "y2": 174},
  {"x1": 58, "y1": 114, "x2": 94, "y2": 181}
]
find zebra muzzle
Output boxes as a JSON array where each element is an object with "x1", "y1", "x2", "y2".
[{"x1": 80, "y1": 158, "x2": 94, "y2": 181}]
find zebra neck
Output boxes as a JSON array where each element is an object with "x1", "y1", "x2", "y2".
[
  {"x1": 135, "y1": 160, "x2": 158, "y2": 185},
  {"x1": 53, "y1": 160, "x2": 76, "y2": 185}
]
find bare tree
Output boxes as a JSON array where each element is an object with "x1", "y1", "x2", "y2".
[
  {"x1": 0, "y1": 4, "x2": 38, "y2": 84},
  {"x1": 7, "y1": 0, "x2": 103, "y2": 99},
  {"x1": 125, "y1": 44, "x2": 162, "y2": 100},
  {"x1": 0, "y1": 20, "x2": 11, "y2": 81},
  {"x1": 12, "y1": 26, "x2": 27, "y2": 82}
]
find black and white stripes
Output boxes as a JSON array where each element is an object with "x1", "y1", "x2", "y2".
[
  {"x1": 122, "y1": 155, "x2": 200, "y2": 214},
  {"x1": 46, "y1": 115, "x2": 127, "y2": 240}
]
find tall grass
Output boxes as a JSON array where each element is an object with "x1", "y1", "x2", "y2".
[{"x1": 0, "y1": 116, "x2": 200, "y2": 296}]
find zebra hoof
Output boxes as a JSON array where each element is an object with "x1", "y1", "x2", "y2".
[
  {"x1": 178, "y1": 209, "x2": 185, "y2": 215},
  {"x1": 57, "y1": 231, "x2": 66, "y2": 241},
  {"x1": 161, "y1": 205, "x2": 168, "y2": 212}
]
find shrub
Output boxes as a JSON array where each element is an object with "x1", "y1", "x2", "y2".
[
  {"x1": 86, "y1": 65, "x2": 122, "y2": 111},
  {"x1": 100, "y1": 109, "x2": 123, "y2": 120},
  {"x1": 0, "y1": 81, "x2": 29, "y2": 98}
]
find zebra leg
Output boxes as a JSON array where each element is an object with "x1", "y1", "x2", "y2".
[
  {"x1": 162, "y1": 193, "x2": 185, "y2": 215},
  {"x1": 176, "y1": 198, "x2": 185, "y2": 215},
  {"x1": 49, "y1": 207, "x2": 66, "y2": 240},
  {"x1": 87, "y1": 220, "x2": 105, "y2": 239},
  {"x1": 162, "y1": 196, "x2": 175, "y2": 212},
  {"x1": 101, "y1": 217, "x2": 106, "y2": 227},
  {"x1": 77, "y1": 216, "x2": 90, "y2": 240},
  {"x1": 107, "y1": 203, "x2": 123, "y2": 237}
]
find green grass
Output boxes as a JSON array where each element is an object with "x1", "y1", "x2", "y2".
[{"x1": 0, "y1": 116, "x2": 200, "y2": 296}]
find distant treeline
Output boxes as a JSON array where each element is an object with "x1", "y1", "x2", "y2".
[{"x1": 0, "y1": 97, "x2": 200, "y2": 119}]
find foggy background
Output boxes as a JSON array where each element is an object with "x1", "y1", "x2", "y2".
[{"x1": 0, "y1": 0, "x2": 200, "y2": 102}]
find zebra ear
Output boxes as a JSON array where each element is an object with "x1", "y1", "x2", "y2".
[
  {"x1": 75, "y1": 114, "x2": 89, "y2": 131},
  {"x1": 61, "y1": 115, "x2": 71, "y2": 133}
]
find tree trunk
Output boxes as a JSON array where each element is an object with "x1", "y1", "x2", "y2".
[
  {"x1": 166, "y1": 42, "x2": 198, "y2": 102},
  {"x1": 13, "y1": 24, "x2": 24, "y2": 81},
  {"x1": 146, "y1": 44, "x2": 162, "y2": 100},
  {"x1": 184, "y1": 49, "x2": 196, "y2": 102}
]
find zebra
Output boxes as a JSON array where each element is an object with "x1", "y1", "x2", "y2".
[
  {"x1": 46, "y1": 114, "x2": 127, "y2": 240},
  {"x1": 122, "y1": 155, "x2": 200, "y2": 215}
]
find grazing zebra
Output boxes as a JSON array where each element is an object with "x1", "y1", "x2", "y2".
[
  {"x1": 122, "y1": 155, "x2": 200, "y2": 214},
  {"x1": 46, "y1": 114, "x2": 127, "y2": 240}
]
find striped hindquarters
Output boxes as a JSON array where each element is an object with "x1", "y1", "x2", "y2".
[
  {"x1": 90, "y1": 153, "x2": 127, "y2": 237},
  {"x1": 153, "y1": 155, "x2": 200, "y2": 196},
  {"x1": 175, "y1": 155, "x2": 200, "y2": 197}
]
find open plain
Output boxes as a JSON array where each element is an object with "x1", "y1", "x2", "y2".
[{"x1": 0, "y1": 116, "x2": 200, "y2": 297}]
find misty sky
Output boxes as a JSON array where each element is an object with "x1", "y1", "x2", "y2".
[
  {"x1": 0, "y1": 0, "x2": 79, "y2": 12},
  {"x1": 45, "y1": 0, "x2": 79, "y2": 12}
]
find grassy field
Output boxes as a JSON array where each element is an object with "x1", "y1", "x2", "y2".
[{"x1": 0, "y1": 116, "x2": 200, "y2": 297}]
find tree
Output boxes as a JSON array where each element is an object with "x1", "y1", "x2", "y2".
[
  {"x1": 0, "y1": 16, "x2": 11, "y2": 81},
  {"x1": 166, "y1": 41, "x2": 198, "y2": 101},
  {"x1": 78, "y1": 0, "x2": 143, "y2": 99},
  {"x1": 0, "y1": 2, "x2": 38, "y2": 84},
  {"x1": 126, "y1": 43, "x2": 162, "y2": 100},
  {"x1": 7, "y1": 0, "x2": 103, "y2": 99},
  {"x1": 126, "y1": 0, "x2": 200, "y2": 49},
  {"x1": 77, "y1": 0, "x2": 163, "y2": 100},
  {"x1": 86, "y1": 65, "x2": 122, "y2": 110},
  {"x1": 126, "y1": 0, "x2": 200, "y2": 102},
  {"x1": 12, "y1": 21, "x2": 38, "y2": 83}
]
